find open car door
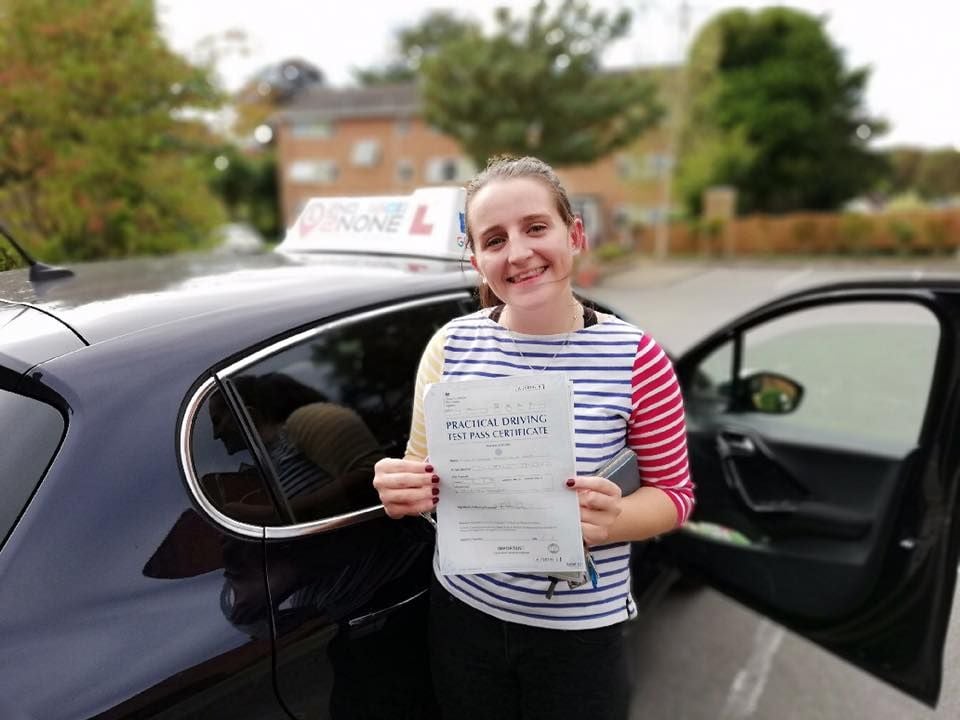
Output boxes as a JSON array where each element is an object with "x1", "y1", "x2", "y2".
[{"x1": 663, "y1": 280, "x2": 960, "y2": 706}]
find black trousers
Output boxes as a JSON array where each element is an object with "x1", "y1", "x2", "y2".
[{"x1": 429, "y1": 578, "x2": 631, "y2": 720}]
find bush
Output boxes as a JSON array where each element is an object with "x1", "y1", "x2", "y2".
[
  {"x1": 593, "y1": 242, "x2": 630, "y2": 263},
  {"x1": 0, "y1": 245, "x2": 21, "y2": 271},
  {"x1": 887, "y1": 218, "x2": 917, "y2": 255}
]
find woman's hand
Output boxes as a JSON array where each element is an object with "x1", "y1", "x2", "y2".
[
  {"x1": 373, "y1": 458, "x2": 439, "y2": 519},
  {"x1": 567, "y1": 476, "x2": 623, "y2": 546}
]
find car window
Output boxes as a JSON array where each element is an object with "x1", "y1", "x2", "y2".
[
  {"x1": 190, "y1": 297, "x2": 468, "y2": 527},
  {"x1": 689, "y1": 301, "x2": 940, "y2": 452},
  {"x1": 190, "y1": 385, "x2": 284, "y2": 526},
  {"x1": 0, "y1": 385, "x2": 65, "y2": 546}
]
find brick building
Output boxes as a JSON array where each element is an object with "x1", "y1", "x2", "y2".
[{"x1": 273, "y1": 70, "x2": 679, "y2": 246}]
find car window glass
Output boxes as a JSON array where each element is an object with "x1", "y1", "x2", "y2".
[
  {"x1": 723, "y1": 301, "x2": 938, "y2": 451},
  {"x1": 0, "y1": 386, "x2": 64, "y2": 546},
  {"x1": 191, "y1": 389, "x2": 283, "y2": 526},
  {"x1": 196, "y1": 298, "x2": 466, "y2": 527},
  {"x1": 687, "y1": 340, "x2": 734, "y2": 408}
]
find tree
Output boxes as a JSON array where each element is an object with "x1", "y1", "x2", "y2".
[
  {"x1": 677, "y1": 7, "x2": 887, "y2": 214},
  {"x1": 915, "y1": 149, "x2": 960, "y2": 199},
  {"x1": 0, "y1": 0, "x2": 226, "y2": 262},
  {"x1": 417, "y1": 0, "x2": 663, "y2": 167},
  {"x1": 233, "y1": 58, "x2": 324, "y2": 136},
  {"x1": 884, "y1": 147, "x2": 960, "y2": 200},
  {"x1": 207, "y1": 145, "x2": 280, "y2": 240},
  {"x1": 351, "y1": 10, "x2": 480, "y2": 87}
]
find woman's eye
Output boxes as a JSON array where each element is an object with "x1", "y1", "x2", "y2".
[
  {"x1": 529, "y1": 224, "x2": 547, "y2": 234},
  {"x1": 485, "y1": 236, "x2": 505, "y2": 248}
]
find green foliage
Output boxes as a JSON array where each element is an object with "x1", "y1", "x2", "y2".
[
  {"x1": 352, "y1": 10, "x2": 480, "y2": 87},
  {"x1": 0, "y1": 244, "x2": 22, "y2": 271},
  {"x1": 0, "y1": 0, "x2": 227, "y2": 262},
  {"x1": 886, "y1": 147, "x2": 960, "y2": 199},
  {"x1": 887, "y1": 218, "x2": 916, "y2": 255},
  {"x1": 418, "y1": 0, "x2": 663, "y2": 167},
  {"x1": 592, "y1": 242, "x2": 629, "y2": 262},
  {"x1": 678, "y1": 7, "x2": 886, "y2": 214},
  {"x1": 207, "y1": 147, "x2": 280, "y2": 240}
]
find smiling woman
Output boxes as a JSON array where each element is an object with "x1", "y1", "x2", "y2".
[{"x1": 372, "y1": 155, "x2": 695, "y2": 720}]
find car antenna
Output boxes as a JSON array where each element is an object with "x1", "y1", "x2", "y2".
[{"x1": 0, "y1": 220, "x2": 74, "y2": 282}]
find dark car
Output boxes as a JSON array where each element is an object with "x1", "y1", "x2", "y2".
[{"x1": 2, "y1": 193, "x2": 959, "y2": 718}]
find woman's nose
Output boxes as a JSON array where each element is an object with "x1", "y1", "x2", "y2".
[{"x1": 507, "y1": 237, "x2": 534, "y2": 263}]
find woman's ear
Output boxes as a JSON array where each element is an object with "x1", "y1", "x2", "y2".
[
  {"x1": 469, "y1": 255, "x2": 479, "y2": 272},
  {"x1": 569, "y1": 217, "x2": 586, "y2": 255}
]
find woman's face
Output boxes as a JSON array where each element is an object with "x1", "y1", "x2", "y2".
[{"x1": 468, "y1": 177, "x2": 583, "y2": 312}]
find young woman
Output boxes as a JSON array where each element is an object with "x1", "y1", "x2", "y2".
[{"x1": 373, "y1": 156, "x2": 694, "y2": 719}]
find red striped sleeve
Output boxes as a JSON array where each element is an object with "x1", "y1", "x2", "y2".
[{"x1": 628, "y1": 334, "x2": 695, "y2": 525}]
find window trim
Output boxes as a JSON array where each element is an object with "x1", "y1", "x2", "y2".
[{"x1": 179, "y1": 291, "x2": 471, "y2": 540}]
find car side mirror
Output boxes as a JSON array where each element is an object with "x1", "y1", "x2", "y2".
[{"x1": 735, "y1": 371, "x2": 804, "y2": 414}]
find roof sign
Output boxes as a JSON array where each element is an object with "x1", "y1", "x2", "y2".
[{"x1": 277, "y1": 186, "x2": 468, "y2": 260}]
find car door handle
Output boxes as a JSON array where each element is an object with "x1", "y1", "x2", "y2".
[{"x1": 717, "y1": 432, "x2": 756, "y2": 456}]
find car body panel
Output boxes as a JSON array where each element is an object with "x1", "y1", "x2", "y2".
[
  {"x1": 0, "y1": 303, "x2": 85, "y2": 373},
  {"x1": 0, "y1": 252, "x2": 471, "y2": 347}
]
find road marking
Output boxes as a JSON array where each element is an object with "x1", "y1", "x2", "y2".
[
  {"x1": 721, "y1": 620, "x2": 785, "y2": 719},
  {"x1": 774, "y1": 268, "x2": 813, "y2": 290}
]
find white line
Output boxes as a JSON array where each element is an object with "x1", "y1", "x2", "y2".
[
  {"x1": 720, "y1": 620, "x2": 785, "y2": 719},
  {"x1": 775, "y1": 268, "x2": 813, "y2": 290}
]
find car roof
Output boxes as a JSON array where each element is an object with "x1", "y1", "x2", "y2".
[{"x1": 0, "y1": 251, "x2": 474, "y2": 348}]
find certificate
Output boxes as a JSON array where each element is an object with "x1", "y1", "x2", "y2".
[{"x1": 423, "y1": 373, "x2": 585, "y2": 576}]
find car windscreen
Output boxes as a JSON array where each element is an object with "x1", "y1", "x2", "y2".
[{"x1": 0, "y1": 384, "x2": 65, "y2": 547}]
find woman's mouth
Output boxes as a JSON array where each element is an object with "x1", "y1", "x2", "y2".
[{"x1": 507, "y1": 266, "x2": 548, "y2": 284}]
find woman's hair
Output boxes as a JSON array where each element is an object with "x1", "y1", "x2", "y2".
[{"x1": 464, "y1": 156, "x2": 577, "y2": 308}]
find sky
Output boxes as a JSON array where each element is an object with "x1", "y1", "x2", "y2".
[{"x1": 157, "y1": 0, "x2": 958, "y2": 150}]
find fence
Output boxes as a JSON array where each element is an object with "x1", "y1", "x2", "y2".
[{"x1": 631, "y1": 209, "x2": 960, "y2": 257}]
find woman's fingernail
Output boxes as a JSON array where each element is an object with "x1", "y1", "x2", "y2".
[
  {"x1": 431, "y1": 474, "x2": 439, "y2": 483},
  {"x1": 432, "y1": 497, "x2": 439, "y2": 505},
  {"x1": 565, "y1": 478, "x2": 575, "y2": 487},
  {"x1": 432, "y1": 487, "x2": 439, "y2": 496},
  {"x1": 425, "y1": 465, "x2": 434, "y2": 473}
]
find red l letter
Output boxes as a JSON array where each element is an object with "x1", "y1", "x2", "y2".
[{"x1": 409, "y1": 205, "x2": 433, "y2": 235}]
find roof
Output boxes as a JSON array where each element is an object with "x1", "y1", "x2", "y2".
[
  {"x1": 276, "y1": 83, "x2": 419, "y2": 123},
  {"x1": 0, "y1": 251, "x2": 472, "y2": 349},
  {"x1": 272, "y1": 65, "x2": 683, "y2": 125}
]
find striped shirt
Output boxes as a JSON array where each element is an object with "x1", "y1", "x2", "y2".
[
  {"x1": 269, "y1": 431, "x2": 331, "y2": 499},
  {"x1": 406, "y1": 308, "x2": 694, "y2": 630}
]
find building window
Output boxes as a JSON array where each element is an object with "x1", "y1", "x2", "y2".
[
  {"x1": 291, "y1": 121, "x2": 334, "y2": 139},
  {"x1": 351, "y1": 139, "x2": 382, "y2": 168},
  {"x1": 425, "y1": 157, "x2": 476, "y2": 184},
  {"x1": 647, "y1": 153, "x2": 674, "y2": 178},
  {"x1": 615, "y1": 152, "x2": 674, "y2": 181},
  {"x1": 396, "y1": 159, "x2": 415, "y2": 183},
  {"x1": 289, "y1": 160, "x2": 338, "y2": 184}
]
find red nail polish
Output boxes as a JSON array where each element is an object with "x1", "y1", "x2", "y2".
[
  {"x1": 432, "y1": 487, "x2": 439, "y2": 496},
  {"x1": 432, "y1": 497, "x2": 439, "y2": 505},
  {"x1": 565, "y1": 479, "x2": 575, "y2": 487},
  {"x1": 431, "y1": 474, "x2": 439, "y2": 483},
  {"x1": 425, "y1": 465, "x2": 434, "y2": 473}
]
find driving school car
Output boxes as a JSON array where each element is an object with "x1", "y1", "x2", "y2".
[{"x1": 1, "y1": 187, "x2": 959, "y2": 719}]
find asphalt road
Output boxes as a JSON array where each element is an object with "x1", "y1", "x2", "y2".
[{"x1": 586, "y1": 258, "x2": 960, "y2": 720}]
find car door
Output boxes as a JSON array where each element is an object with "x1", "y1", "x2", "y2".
[
  {"x1": 207, "y1": 292, "x2": 474, "y2": 719},
  {"x1": 663, "y1": 282, "x2": 960, "y2": 707}
]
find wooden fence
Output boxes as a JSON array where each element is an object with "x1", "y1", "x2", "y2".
[{"x1": 630, "y1": 209, "x2": 960, "y2": 257}]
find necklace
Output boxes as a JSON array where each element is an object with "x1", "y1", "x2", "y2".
[{"x1": 504, "y1": 302, "x2": 582, "y2": 373}]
